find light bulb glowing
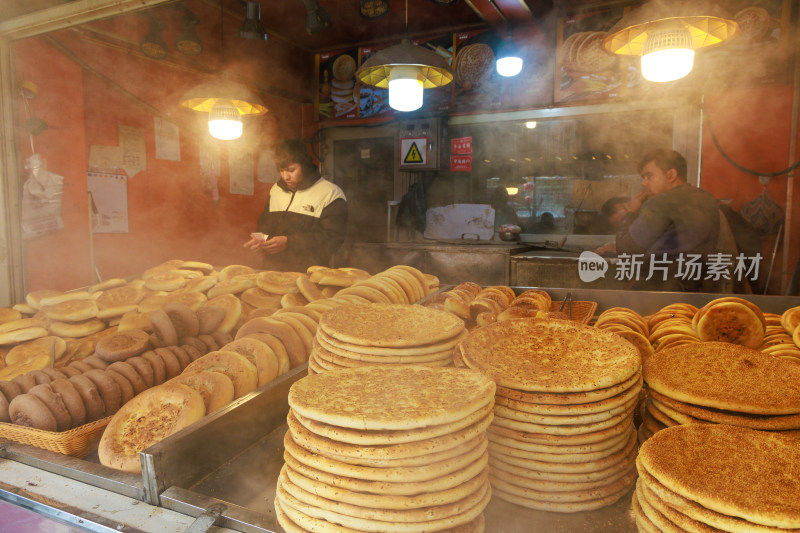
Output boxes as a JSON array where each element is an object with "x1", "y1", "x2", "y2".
[
  {"x1": 496, "y1": 55, "x2": 523, "y2": 77},
  {"x1": 641, "y1": 48, "x2": 695, "y2": 82},
  {"x1": 505, "y1": 186, "x2": 519, "y2": 195},
  {"x1": 208, "y1": 102, "x2": 242, "y2": 140},
  {"x1": 388, "y1": 66, "x2": 424, "y2": 112},
  {"x1": 525, "y1": 121, "x2": 537, "y2": 129},
  {"x1": 641, "y1": 25, "x2": 694, "y2": 82}
]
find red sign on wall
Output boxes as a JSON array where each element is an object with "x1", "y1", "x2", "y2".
[
  {"x1": 451, "y1": 136, "x2": 472, "y2": 154},
  {"x1": 450, "y1": 155, "x2": 472, "y2": 171}
]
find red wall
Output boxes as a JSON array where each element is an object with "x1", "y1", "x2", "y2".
[
  {"x1": 701, "y1": 85, "x2": 800, "y2": 293},
  {"x1": 14, "y1": 19, "x2": 312, "y2": 293}
]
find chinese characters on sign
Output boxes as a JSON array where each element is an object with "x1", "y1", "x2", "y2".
[
  {"x1": 451, "y1": 136, "x2": 472, "y2": 154},
  {"x1": 450, "y1": 136, "x2": 472, "y2": 171},
  {"x1": 612, "y1": 253, "x2": 761, "y2": 283},
  {"x1": 577, "y1": 251, "x2": 762, "y2": 284}
]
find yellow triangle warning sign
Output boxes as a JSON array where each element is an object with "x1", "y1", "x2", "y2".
[{"x1": 404, "y1": 142, "x2": 423, "y2": 164}]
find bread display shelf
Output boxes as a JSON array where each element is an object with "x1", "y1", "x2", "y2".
[
  {"x1": 3, "y1": 286, "x2": 799, "y2": 532},
  {"x1": 141, "y1": 365, "x2": 636, "y2": 533},
  {"x1": 0, "y1": 416, "x2": 111, "y2": 457}
]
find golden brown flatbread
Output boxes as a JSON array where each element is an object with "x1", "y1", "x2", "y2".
[
  {"x1": 98, "y1": 383, "x2": 205, "y2": 473},
  {"x1": 644, "y1": 341, "x2": 800, "y2": 415},
  {"x1": 288, "y1": 366, "x2": 494, "y2": 431},
  {"x1": 638, "y1": 424, "x2": 800, "y2": 529},
  {"x1": 460, "y1": 319, "x2": 640, "y2": 392},
  {"x1": 319, "y1": 303, "x2": 465, "y2": 348}
]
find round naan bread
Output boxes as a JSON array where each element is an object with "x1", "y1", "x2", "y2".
[
  {"x1": 288, "y1": 366, "x2": 495, "y2": 431},
  {"x1": 459, "y1": 318, "x2": 640, "y2": 393}
]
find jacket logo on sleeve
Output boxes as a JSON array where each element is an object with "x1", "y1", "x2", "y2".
[{"x1": 302, "y1": 205, "x2": 315, "y2": 213}]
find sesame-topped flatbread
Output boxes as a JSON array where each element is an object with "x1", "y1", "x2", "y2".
[
  {"x1": 644, "y1": 342, "x2": 800, "y2": 415},
  {"x1": 638, "y1": 424, "x2": 800, "y2": 529},
  {"x1": 289, "y1": 366, "x2": 494, "y2": 431},
  {"x1": 459, "y1": 319, "x2": 640, "y2": 393},
  {"x1": 319, "y1": 303, "x2": 465, "y2": 348}
]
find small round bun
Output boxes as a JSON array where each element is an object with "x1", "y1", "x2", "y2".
[
  {"x1": 9, "y1": 393, "x2": 57, "y2": 431},
  {"x1": 106, "y1": 370, "x2": 135, "y2": 406},
  {"x1": 0, "y1": 381, "x2": 23, "y2": 402},
  {"x1": 95, "y1": 329, "x2": 150, "y2": 362},
  {"x1": 163, "y1": 303, "x2": 200, "y2": 340},
  {"x1": 126, "y1": 357, "x2": 155, "y2": 388},
  {"x1": 28, "y1": 384, "x2": 72, "y2": 431},
  {"x1": 107, "y1": 361, "x2": 148, "y2": 395},
  {"x1": 141, "y1": 351, "x2": 167, "y2": 385},
  {"x1": 12, "y1": 373, "x2": 37, "y2": 393},
  {"x1": 69, "y1": 374, "x2": 106, "y2": 422},
  {"x1": 154, "y1": 348, "x2": 182, "y2": 380},
  {"x1": 83, "y1": 369, "x2": 122, "y2": 417}
]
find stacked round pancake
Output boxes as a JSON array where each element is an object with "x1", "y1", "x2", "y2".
[
  {"x1": 458, "y1": 318, "x2": 641, "y2": 512},
  {"x1": 758, "y1": 311, "x2": 800, "y2": 360},
  {"x1": 594, "y1": 307, "x2": 654, "y2": 361},
  {"x1": 641, "y1": 342, "x2": 800, "y2": 441},
  {"x1": 276, "y1": 366, "x2": 495, "y2": 533},
  {"x1": 332, "y1": 266, "x2": 431, "y2": 305},
  {"x1": 643, "y1": 303, "x2": 700, "y2": 354},
  {"x1": 309, "y1": 303, "x2": 465, "y2": 374},
  {"x1": 633, "y1": 424, "x2": 800, "y2": 532}
]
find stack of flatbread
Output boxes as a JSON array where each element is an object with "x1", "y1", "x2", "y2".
[
  {"x1": 458, "y1": 319, "x2": 642, "y2": 512},
  {"x1": 644, "y1": 303, "x2": 700, "y2": 353},
  {"x1": 594, "y1": 307, "x2": 654, "y2": 361},
  {"x1": 641, "y1": 342, "x2": 800, "y2": 441},
  {"x1": 276, "y1": 366, "x2": 495, "y2": 532},
  {"x1": 768, "y1": 306, "x2": 800, "y2": 360},
  {"x1": 308, "y1": 303, "x2": 466, "y2": 374},
  {"x1": 633, "y1": 424, "x2": 800, "y2": 532}
]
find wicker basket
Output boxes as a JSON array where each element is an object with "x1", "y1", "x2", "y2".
[
  {"x1": 549, "y1": 300, "x2": 597, "y2": 325},
  {"x1": 0, "y1": 416, "x2": 111, "y2": 457}
]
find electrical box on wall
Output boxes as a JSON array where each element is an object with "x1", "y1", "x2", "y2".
[{"x1": 398, "y1": 118, "x2": 440, "y2": 171}]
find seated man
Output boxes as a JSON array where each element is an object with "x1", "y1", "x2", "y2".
[{"x1": 616, "y1": 149, "x2": 724, "y2": 291}]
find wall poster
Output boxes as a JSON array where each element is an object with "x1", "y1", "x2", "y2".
[
  {"x1": 555, "y1": 5, "x2": 632, "y2": 104},
  {"x1": 87, "y1": 171, "x2": 129, "y2": 234}
]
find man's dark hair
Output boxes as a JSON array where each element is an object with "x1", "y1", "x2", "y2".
[
  {"x1": 273, "y1": 139, "x2": 319, "y2": 179},
  {"x1": 601, "y1": 196, "x2": 628, "y2": 220},
  {"x1": 638, "y1": 149, "x2": 687, "y2": 181}
]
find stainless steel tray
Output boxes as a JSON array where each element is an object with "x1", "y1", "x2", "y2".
[{"x1": 141, "y1": 365, "x2": 636, "y2": 533}]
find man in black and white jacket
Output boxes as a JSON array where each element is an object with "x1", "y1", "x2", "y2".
[{"x1": 244, "y1": 140, "x2": 347, "y2": 272}]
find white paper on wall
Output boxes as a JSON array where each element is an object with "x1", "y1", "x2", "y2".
[
  {"x1": 87, "y1": 171, "x2": 129, "y2": 233},
  {"x1": 154, "y1": 118, "x2": 181, "y2": 161}
]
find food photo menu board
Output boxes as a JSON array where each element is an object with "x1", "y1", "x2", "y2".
[
  {"x1": 702, "y1": 0, "x2": 794, "y2": 87},
  {"x1": 555, "y1": 5, "x2": 632, "y2": 104},
  {"x1": 317, "y1": 49, "x2": 359, "y2": 121}
]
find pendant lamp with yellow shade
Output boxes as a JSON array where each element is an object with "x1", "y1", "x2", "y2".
[
  {"x1": 602, "y1": 0, "x2": 739, "y2": 83},
  {"x1": 179, "y1": 1, "x2": 267, "y2": 140},
  {"x1": 356, "y1": 0, "x2": 453, "y2": 112},
  {"x1": 179, "y1": 79, "x2": 267, "y2": 140}
]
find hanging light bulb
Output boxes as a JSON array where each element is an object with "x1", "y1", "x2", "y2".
[
  {"x1": 208, "y1": 101, "x2": 243, "y2": 140},
  {"x1": 179, "y1": 2, "x2": 267, "y2": 140},
  {"x1": 495, "y1": 39, "x2": 523, "y2": 77},
  {"x1": 388, "y1": 65, "x2": 424, "y2": 112},
  {"x1": 355, "y1": 0, "x2": 453, "y2": 113},
  {"x1": 641, "y1": 24, "x2": 694, "y2": 82},
  {"x1": 602, "y1": 0, "x2": 738, "y2": 84}
]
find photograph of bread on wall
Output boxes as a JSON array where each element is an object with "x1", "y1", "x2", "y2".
[
  {"x1": 555, "y1": 5, "x2": 629, "y2": 104},
  {"x1": 701, "y1": 0, "x2": 793, "y2": 87},
  {"x1": 316, "y1": 49, "x2": 359, "y2": 121}
]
